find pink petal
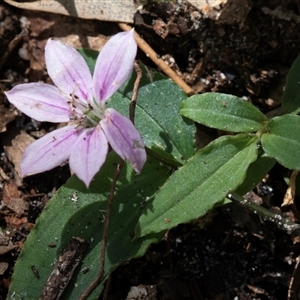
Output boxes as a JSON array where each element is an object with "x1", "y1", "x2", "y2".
[
  {"x1": 20, "y1": 125, "x2": 80, "y2": 176},
  {"x1": 69, "y1": 126, "x2": 108, "y2": 187},
  {"x1": 45, "y1": 39, "x2": 93, "y2": 102},
  {"x1": 101, "y1": 108, "x2": 146, "y2": 173},
  {"x1": 5, "y1": 83, "x2": 70, "y2": 122},
  {"x1": 93, "y1": 29, "x2": 137, "y2": 104}
]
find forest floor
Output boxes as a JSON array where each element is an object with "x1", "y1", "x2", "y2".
[{"x1": 1, "y1": 1, "x2": 300, "y2": 299}]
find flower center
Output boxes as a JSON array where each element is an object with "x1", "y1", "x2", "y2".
[
  {"x1": 84, "y1": 107, "x2": 104, "y2": 127},
  {"x1": 68, "y1": 92, "x2": 106, "y2": 128},
  {"x1": 84, "y1": 98, "x2": 106, "y2": 126}
]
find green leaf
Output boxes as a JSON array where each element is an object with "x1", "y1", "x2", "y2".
[
  {"x1": 136, "y1": 134, "x2": 259, "y2": 237},
  {"x1": 79, "y1": 49, "x2": 195, "y2": 165},
  {"x1": 8, "y1": 154, "x2": 170, "y2": 299},
  {"x1": 282, "y1": 54, "x2": 300, "y2": 114},
  {"x1": 180, "y1": 93, "x2": 268, "y2": 132},
  {"x1": 77, "y1": 48, "x2": 98, "y2": 74},
  {"x1": 109, "y1": 65, "x2": 195, "y2": 164},
  {"x1": 261, "y1": 115, "x2": 300, "y2": 170},
  {"x1": 235, "y1": 153, "x2": 276, "y2": 195}
]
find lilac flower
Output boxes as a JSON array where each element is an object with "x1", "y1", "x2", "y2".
[{"x1": 5, "y1": 30, "x2": 147, "y2": 187}]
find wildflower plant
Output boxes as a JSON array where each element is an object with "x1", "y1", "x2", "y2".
[
  {"x1": 6, "y1": 28, "x2": 300, "y2": 299},
  {"x1": 5, "y1": 30, "x2": 146, "y2": 187}
]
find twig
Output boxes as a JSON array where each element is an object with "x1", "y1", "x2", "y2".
[
  {"x1": 118, "y1": 23, "x2": 195, "y2": 96},
  {"x1": 79, "y1": 62, "x2": 143, "y2": 300}
]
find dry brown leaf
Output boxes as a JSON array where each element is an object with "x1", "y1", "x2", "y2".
[
  {"x1": 1, "y1": 182, "x2": 28, "y2": 217},
  {"x1": 4, "y1": 0, "x2": 137, "y2": 23},
  {"x1": 3, "y1": 182, "x2": 21, "y2": 204},
  {"x1": 0, "y1": 105, "x2": 15, "y2": 133},
  {"x1": 55, "y1": 35, "x2": 108, "y2": 52},
  {"x1": 4, "y1": 216, "x2": 28, "y2": 229},
  {"x1": 0, "y1": 167, "x2": 10, "y2": 181},
  {"x1": 1, "y1": 197, "x2": 28, "y2": 217},
  {"x1": 0, "y1": 262, "x2": 9, "y2": 276},
  {"x1": 282, "y1": 170, "x2": 298, "y2": 207},
  {"x1": 2, "y1": 129, "x2": 35, "y2": 185},
  {"x1": 4, "y1": 0, "x2": 235, "y2": 24}
]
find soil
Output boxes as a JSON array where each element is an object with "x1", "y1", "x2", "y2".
[{"x1": 1, "y1": 1, "x2": 300, "y2": 299}]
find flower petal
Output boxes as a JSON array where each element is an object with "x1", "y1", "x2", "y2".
[
  {"x1": 5, "y1": 83, "x2": 70, "y2": 122},
  {"x1": 69, "y1": 126, "x2": 108, "y2": 187},
  {"x1": 93, "y1": 29, "x2": 137, "y2": 103},
  {"x1": 45, "y1": 39, "x2": 93, "y2": 102},
  {"x1": 101, "y1": 108, "x2": 146, "y2": 173},
  {"x1": 20, "y1": 125, "x2": 80, "y2": 176}
]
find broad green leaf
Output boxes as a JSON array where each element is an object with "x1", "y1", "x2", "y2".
[
  {"x1": 109, "y1": 65, "x2": 195, "y2": 164},
  {"x1": 261, "y1": 115, "x2": 300, "y2": 170},
  {"x1": 80, "y1": 48, "x2": 195, "y2": 165},
  {"x1": 8, "y1": 154, "x2": 170, "y2": 299},
  {"x1": 136, "y1": 134, "x2": 259, "y2": 237},
  {"x1": 180, "y1": 93, "x2": 268, "y2": 132},
  {"x1": 235, "y1": 153, "x2": 276, "y2": 195},
  {"x1": 282, "y1": 54, "x2": 300, "y2": 114}
]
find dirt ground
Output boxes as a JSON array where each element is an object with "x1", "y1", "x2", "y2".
[{"x1": 1, "y1": 1, "x2": 300, "y2": 299}]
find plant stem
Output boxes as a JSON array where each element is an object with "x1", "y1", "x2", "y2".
[
  {"x1": 227, "y1": 192, "x2": 300, "y2": 235},
  {"x1": 130, "y1": 63, "x2": 142, "y2": 123},
  {"x1": 79, "y1": 60, "x2": 143, "y2": 300},
  {"x1": 79, "y1": 160, "x2": 124, "y2": 300}
]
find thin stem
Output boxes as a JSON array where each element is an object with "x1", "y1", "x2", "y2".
[
  {"x1": 79, "y1": 161, "x2": 124, "y2": 300},
  {"x1": 80, "y1": 61, "x2": 143, "y2": 299},
  {"x1": 130, "y1": 62, "x2": 142, "y2": 123},
  {"x1": 118, "y1": 23, "x2": 194, "y2": 96},
  {"x1": 99, "y1": 160, "x2": 124, "y2": 279},
  {"x1": 227, "y1": 192, "x2": 300, "y2": 235}
]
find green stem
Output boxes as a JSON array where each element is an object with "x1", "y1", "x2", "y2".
[{"x1": 227, "y1": 192, "x2": 300, "y2": 235}]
